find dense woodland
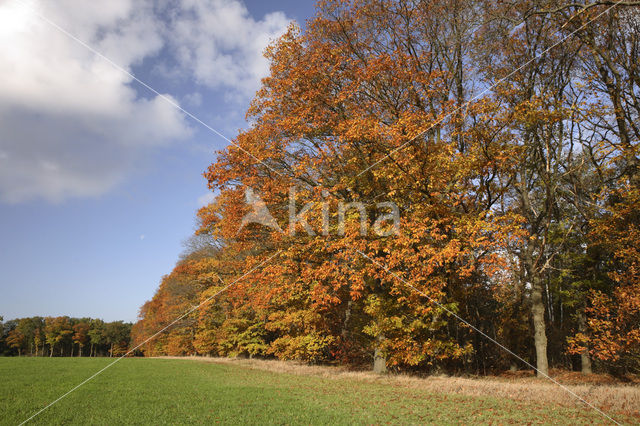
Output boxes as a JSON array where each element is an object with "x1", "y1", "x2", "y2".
[
  {"x1": 9, "y1": 0, "x2": 634, "y2": 377},
  {"x1": 130, "y1": 1, "x2": 640, "y2": 378},
  {"x1": 0, "y1": 316, "x2": 132, "y2": 358},
  {"x1": 132, "y1": 0, "x2": 640, "y2": 376}
]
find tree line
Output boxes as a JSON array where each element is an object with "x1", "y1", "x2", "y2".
[
  {"x1": 128, "y1": 0, "x2": 638, "y2": 377},
  {"x1": 0, "y1": 316, "x2": 132, "y2": 358}
]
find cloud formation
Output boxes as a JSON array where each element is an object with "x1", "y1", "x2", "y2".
[
  {"x1": 0, "y1": 0, "x2": 290, "y2": 203},
  {"x1": 168, "y1": 0, "x2": 289, "y2": 96}
]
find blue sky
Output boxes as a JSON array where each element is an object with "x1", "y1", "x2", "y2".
[{"x1": 0, "y1": 0, "x2": 316, "y2": 322}]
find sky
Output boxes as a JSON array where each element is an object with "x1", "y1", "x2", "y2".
[{"x1": 0, "y1": 0, "x2": 317, "y2": 322}]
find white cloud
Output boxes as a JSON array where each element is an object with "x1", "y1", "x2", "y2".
[
  {"x1": 167, "y1": 0, "x2": 290, "y2": 96},
  {"x1": 197, "y1": 191, "x2": 216, "y2": 207},
  {"x1": 0, "y1": 0, "x2": 190, "y2": 203},
  {"x1": 0, "y1": 0, "x2": 291, "y2": 203},
  {"x1": 183, "y1": 92, "x2": 203, "y2": 108}
]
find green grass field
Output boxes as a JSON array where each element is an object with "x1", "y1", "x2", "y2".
[{"x1": 0, "y1": 357, "x2": 630, "y2": 425}]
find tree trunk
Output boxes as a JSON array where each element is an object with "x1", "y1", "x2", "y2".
[
  {"x1": 110, "y1": 343, "x2": 114, "y2": 357},
  {"x1": 79, "y1": 346, "x2": 83, "y2": 357},
  {"x1": 531, "y1": 279, "x2": 549, "y2": 377},
  {"x1": 578, "y1": 311, "x2": 592, "y2": 374},
  {"x1": 341, "y1": 300, "x2": 352, "y2": 339},
  {"x1": 373, "y1": 334, "x2": 387, "y2": 374},
  {"x1": 581, "y1": 349, "x2": 593, "y2": 375},
  {"x1": 71, "y1": 345, "x2": 74, "y2": 358},
  {"x1": 49, "y1": 344, "x2": 54, "y2": 357}
]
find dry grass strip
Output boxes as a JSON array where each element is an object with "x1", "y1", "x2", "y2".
[{"x1": 155, "y1": 356, "x2": 640, "y2": 417}]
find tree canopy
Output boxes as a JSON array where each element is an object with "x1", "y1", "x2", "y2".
[{"x1": 132, "y1": 0, "x2": 640, "y2": 376}]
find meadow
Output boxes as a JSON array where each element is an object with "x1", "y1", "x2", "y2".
[{"x1": 1, "y1": 357, "x2": 637, "y2": 425}]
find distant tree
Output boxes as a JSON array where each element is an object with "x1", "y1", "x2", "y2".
[
  {"x1": 0, "y1": 316, "x2": 131, "y2": 357},
  {"x1": 0, "y1": 316, "x2": 4, "y2": 354},
  {"x1": 44, "y1": 317, "x2": 73, "y2": 357},
  {"x1": 72, "y1": 321, "x2": 90, "y2": 357},
  {"x1": 6, "y1": 329, "x2": 26, "y2": 356},
  {"x1": 33, "y1": 327, "x2": 45, "y2": 357},
  {"x1": 104, "y1": 321, "x2": 132, "y2": 357},
  {"x1": 88, "y1": 319, "x2": 105, "y2": 357},
  {"x1": 16, "y1": 317, "x2": 44, "y2": 356}
]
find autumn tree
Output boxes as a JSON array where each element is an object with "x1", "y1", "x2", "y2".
[
  {"x1": 44, "y1": 317, "x2": 73, "y2": 357},
  {"x1": 13, "y1": 317, "x2": 45, "y2": 356},
  {"x1": 104, "y1": 321, "x2": 131, "y2": 357},
  {"x1": 72, "y1": 321, "x2": 90, "y2": 357},
  {"x1": 6, "y1": 329, "x2": 26, "y2": 356},
  {"x1": 566, "y1": 186, "x2": 640, "y2": 374},
  {"x1": 133, "y1": 0, "x2": 640, "y2": 377},
  {"x1": 0, "y1": 316, "x2": 130, "y2": 358},
  {"x1": 520, "y1": 1, "x2": 640, "y2": 374},
  {"x1": 197, "y1": 0, "x2": 519, "y2": 372},
  {"x1": 88, "y1": 319, "x2": 105, "y2": 357}
]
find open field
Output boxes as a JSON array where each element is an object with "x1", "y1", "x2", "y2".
[{"x1": 1, "y1": 357, "x2": 638, "y2": 425}]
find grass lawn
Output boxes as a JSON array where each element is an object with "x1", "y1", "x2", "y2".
[{"x1": 0, "y1": 357, "x2": 632, "y2": 425}]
